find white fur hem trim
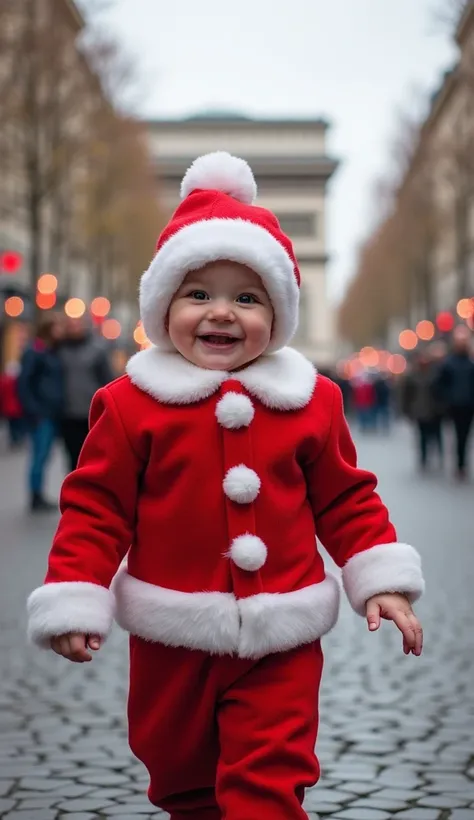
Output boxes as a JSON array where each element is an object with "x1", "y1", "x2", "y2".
[
  {"x1": 112, "y1": 568, "x2": 240, "y2": 655},
  {"x1": 342, "y1": 543, "x2": 425, "y2": 616},
  {"x1": 228, "y1": 534, "x2": 267, "y2": 571},
  {"x1": 180, "y1": 152, "x2": 257, "y2": 204},
  {"x1": 238, "y1": 574, "x2": 340, "y2": 658},
  {"x1": 27, "y1": 582, "x2": 115, "y2": 649},
  {"x1": 139, "y1": 218, "x2": 299, "y2": 352},
  {"x1": 223, "y1": 465, "x2": 261, "y2": 504},
  {"x1": 215, "y1": 392, "x2": 255, "y2": 429},
  {"x1": 112, "y1": 567, "x2": 340, "y2": 658}
]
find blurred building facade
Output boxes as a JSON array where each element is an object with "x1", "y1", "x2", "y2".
[
  {"x1": 146, "y1": 114, "x2": 338, "y2": 366},
  {"x1": 338, "y1": 1, "x2": 474, "y2": 353},
  {"x1": 0, "y1": 0, "x2": 90, "y2": 312}
]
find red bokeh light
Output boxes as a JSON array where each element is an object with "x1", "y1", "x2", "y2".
[
  {"x1": 0, "y1": 251, "x2": 23, "y2": 274},
  {"x1": 436, "y1": 312, "x2": 455, "y2": 333}
]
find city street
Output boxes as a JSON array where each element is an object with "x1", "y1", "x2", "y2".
[{"x1": 0, "y1": 422, "x2": 473, "y2": 820}]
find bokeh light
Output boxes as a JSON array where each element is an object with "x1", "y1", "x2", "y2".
[
  {"x1": 377, "y1": 350, "x2": 391, "y2": 370},
  {"x1": 90, "y1": 297, "x2": 111, "y2": 318},
  {"x1": 133, "y1": 322, "x2": 148, "y2": 346},
  {"x1": 359, "y1": 346, "x2": 379, "y2": 368},
  {"x1": 436, "y1": 311, "x2": 454, "y2": 333},
  {"x1": 416, "y1": 320, "x2": 435, "y2": 341},
  {"x1": 101, "y1": 318, "x2": 121, "y2": 340},
  {"x1": 399, "y1": 329, "x2": 418, "y2": 350},
  {"x1": 37, "y1": 274, "x2": 58, "y2": 294},
  {"x1": 4, "y1": 296, "x2": 24, "y2": 318},
  {"x1": 456, "y1": 299, "x2": 474, "y2": 320},
  {"x1": 0, "y1": 251, "x2": 22, "y2": 274},
  {"x1": 387, "y1": 353, "x2": 407, "y2": 375},
  {"x1": 36, "y1": 291, "x2": 56, "y2": 310},
  {"x1": 65, "y1": 298, "x2": 86, "y2": 319}
]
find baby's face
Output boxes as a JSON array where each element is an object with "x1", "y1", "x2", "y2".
[{"x1": 168, "y1": 261, "x2": 274, "y2": 371}]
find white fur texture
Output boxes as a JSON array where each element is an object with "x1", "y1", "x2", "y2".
[
  {"x1": 126, "y1": 346, "x2": 316, "y2": 411},
  {"x1": 112, "y1": 567, "x2": 240, "y2": 655},
  {"x1": 27, "y1": 582, "x2": 115, "y2": 649},
  {"x1": 139, "y1": 218, "x2": 298, "y2": 353},
  {"x1": 112, "y1": 567, "x2": 340, "y2": 658},
  {"x1": 223, "y1": 465, "x2": 261, "y2": 504},
  {"x1": 238, "y1": 574, "x2": 341, "y2": 659},
  {"x1": 215, "y1": 392, "x2": 255, "y2": 429},
  {"x1": 180, "y1": 151, "x2": 257, "y2": 204},
  {"x1": 229, "y1": 534, "x2": 267, "y2": 571},
  {"x1": 342, "y1": 542, "x2": 425, "y2": 616}
]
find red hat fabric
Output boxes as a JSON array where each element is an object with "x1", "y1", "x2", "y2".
[{"x1": 140, "y1": 151, "x2": 301, "y2": 352}]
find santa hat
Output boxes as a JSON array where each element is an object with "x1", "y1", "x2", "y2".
[{"x1": 140, "y1": 151, "x2": 300, "y2": 353}]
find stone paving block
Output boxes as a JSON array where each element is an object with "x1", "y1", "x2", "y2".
[
  {"x1": 60, "y1": 815, "x2": 98, "y2": 820},
  {"x1": 3, "y1": 812, "x2": 58, "y2": 819},
  {"x1": 417, "y1": 794, "x2": 471, "y2": 808},
  {"x1": 100, "y1": 807, "x2": 157, "y2": 815},
  {"x1": 0, "y1": 799, "x2": 16, "y2": 814},
  {"x1": 329, "y1": 810, "x2": 392, "y2": 820},
  {"x1": 14, "y1": 796, "x2": 58, "y2": 809},
  {"x1": 55, "y1": 798, "x2": 116, "y2": 812}
]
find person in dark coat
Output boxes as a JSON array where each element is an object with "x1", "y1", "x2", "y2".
[
  {"x1": 400, "y1": 352, "x2": 444, "y2": 471},
  {"x1": 58, "y1": 316, "x2": 114, "y2": 472},
  {"x1": 17, "y1": 315, "x2": 64, "y2": 511},
  {"x1": 436, "y1": 326, "x2": 474, "y2": 480}
]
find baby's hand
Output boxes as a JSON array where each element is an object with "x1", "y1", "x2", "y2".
[
  {"x1": 50, "y1": 633, "x2": 101, "y2": 663},
  {"x1": 365, "y1": 592, "x2": 423, "y2": 656}
]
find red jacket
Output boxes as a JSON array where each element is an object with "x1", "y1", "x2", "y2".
[
  {"x1": 0, "y1": 373, "x2": 23, "y2": 419},
  {"x1": 352, "y1": 380, "x2": 376, "y2": 410},
  {"x1": 27, "y1": 347, "x2": 424, "y2": 658}
]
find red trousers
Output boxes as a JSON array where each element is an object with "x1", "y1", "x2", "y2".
[{"x1": 128, "y1": 639, "x2": 323, "y2": 819}]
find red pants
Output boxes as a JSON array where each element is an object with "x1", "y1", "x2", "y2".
[{"x1": 128, "y1": 639, "x2": 323, "y2": 819}]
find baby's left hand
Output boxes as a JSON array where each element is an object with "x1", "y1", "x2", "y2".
[{"x1": 365, "y1": 592, "x2": 423, "y2": 656}]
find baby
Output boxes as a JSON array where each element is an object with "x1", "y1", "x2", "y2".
[{"x1": 27, "y1": 151, "x2": 424, "y2": 820}]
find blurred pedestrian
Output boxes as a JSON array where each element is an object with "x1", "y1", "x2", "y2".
[
  {"x1": 400, "y1": 352, "x2": 444, "y2": 471},
  {"x1": 58, "y1": 316, "x2": 114, "y2": 472},
  {"x1": 351, "y1": 371, "x2": 376, "y2": 432},
  {"x1": 17, "y1": 315, "x2": 64, "y2": 512},
  {"x1": 0, "y1": 362, "x2": 27, "y2": 448},
  {"x1": 436, "y1": 326, "x2": 474, "y2": 480},
  {"x1": 373, "y1": 371, "x2": 392, "y2": 433}
]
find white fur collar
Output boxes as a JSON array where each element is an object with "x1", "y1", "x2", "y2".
[{"x1": 126, "y1": 346, "x2": 316, "y2": 411}]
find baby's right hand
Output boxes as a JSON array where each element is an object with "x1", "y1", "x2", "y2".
[{"x1": 50, "y1": 633, "x2": 101, "y2": 663}]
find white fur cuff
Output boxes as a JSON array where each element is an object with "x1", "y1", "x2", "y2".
[
  {"x1": 27, "y1": 582, "x2": 115, "y2": 649},
  {"x1": 342, "y1": 542, "x2": 425, "y2": 616}
]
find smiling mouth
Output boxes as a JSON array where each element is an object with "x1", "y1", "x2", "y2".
[{"x1": 198, "y1": 334, "x2": 242, "y2": 347}]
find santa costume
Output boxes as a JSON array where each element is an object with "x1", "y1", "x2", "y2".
[{"x1": 27, "y1": 152, "x2": 424, "y2": 820}]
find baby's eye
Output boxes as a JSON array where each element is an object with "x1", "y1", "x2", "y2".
[
  {"x1": 236, "y1": 293, "x2": 258, "y2": 304},
  {"x1": 190, "y1": 290, "x2": 209, "y2": 301}
]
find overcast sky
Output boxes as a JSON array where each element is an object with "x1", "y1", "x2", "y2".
[{"x1": 100, "y1": 0, "x2": 457, "y2": 301}]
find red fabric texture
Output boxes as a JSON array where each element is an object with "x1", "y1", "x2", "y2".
[
  {"x1": 128, "y1": 639, "x2": 323, "y2": 819},
  {"x1": 45, "y1": 374, "x2": 395, "y2": 595}
]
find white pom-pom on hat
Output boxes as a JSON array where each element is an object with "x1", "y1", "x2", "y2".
[{"x1": 180, "y1": 151, "x2": 257, "y2": 205}]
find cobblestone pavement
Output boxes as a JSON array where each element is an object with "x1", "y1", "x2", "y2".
[{"x1": 1, "y1": 422, "x2": 473, "y2": 819}]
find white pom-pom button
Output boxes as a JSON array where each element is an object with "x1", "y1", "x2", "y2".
[
  {"x1": 223, "y1": 465, "x2": 260, "y2": 504},
  {"x1": 180, "y1": 151, "x2": 257, "y2": 204},
  {"x1": 229, "y1": 534, "x2": 267, "y2": 571},
  {"x1": 216, "y1": 393, "x2": 255, "y2": 429}
]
